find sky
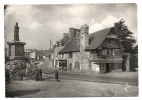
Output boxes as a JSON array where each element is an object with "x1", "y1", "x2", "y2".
[{"x1": 4, "y1": 4, "x2": 137, "y2": 50}]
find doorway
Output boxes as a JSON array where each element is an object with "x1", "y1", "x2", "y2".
[
  {"x1": 106, "y1": 63, "x2": 109, "y2": 73},
  {"x1": 70, "y1": 63, "x2": 72, "y2": 71}
]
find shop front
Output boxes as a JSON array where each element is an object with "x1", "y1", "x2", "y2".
[{"x1": 59, "y1": 60, "x2": 67, "y2": 70}]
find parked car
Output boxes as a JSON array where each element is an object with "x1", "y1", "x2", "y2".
[{"x1": 58, "y1": 66, "x2": 67, "y2": 70}]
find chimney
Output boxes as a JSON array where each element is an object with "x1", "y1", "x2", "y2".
[
  {"x1": 75, "y1": 29, "x2": 80, "y2": 39},
  {"x1": 63, "y1": 33, "x2": 68, "y2": 38},
  {"x1": 80, "y1": 24, "x2": 89, "y2": 51},
  {"x1": 69, "y1": 28, "x2": 75, "y2": 39}
]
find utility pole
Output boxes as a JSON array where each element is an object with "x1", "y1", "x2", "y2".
[{"x1": 50, "y1": 39, "x2": 51, "y2": 52}]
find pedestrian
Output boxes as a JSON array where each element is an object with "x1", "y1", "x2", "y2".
[
  {"x1": 35, "y1": 69, "x2": 39, "y2": 81},
  {"x1": 55, "y1": 70, "x2": 59, "y2": 81},
  {"x1": 39, "y1": 68, "x2": 43, "y2": 80},
  {"x1": 5, "y1": 69, "x2": 10, "y2": 83}
]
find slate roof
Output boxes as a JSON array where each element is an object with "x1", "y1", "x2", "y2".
[
  {"x1": 59, "y1": 38, "x2": 80, "y2": 53},
  {"x1": 59, "y1": 27, "x2": 112, "y2": 53},
  {"x1": 86, "y1": 27, "x2": 112, "y2": 51}
]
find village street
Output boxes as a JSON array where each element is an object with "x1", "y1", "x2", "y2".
[
  {"x1": 4, "y1": 4, "x2": 139, "y2": 98},
  {"x1": 38, "y1": 61, "x2": 138, "y2": 86},
  {"x1": 6, "y1": 79, "x2": 138, "y2": 97},
  {"x1": 6, "y1": 60, "x2": 138, "y2": 97}
]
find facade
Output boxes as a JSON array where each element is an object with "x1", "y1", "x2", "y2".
[
  {"x1": 52, "y1": 24, "x2": 123, "y2": 73},
  {"x1": 86, "y1": 29, "x2": 123, "y2": 73},
  {"x1": 24, "y1": 49, "x2": 36, "y2": 59},
  {"x1": 36, "y1": 50, "x2": 52, "y2": 60},
  {"x1": 24, "y1": 49, "x2": 52, "y2": 61}
]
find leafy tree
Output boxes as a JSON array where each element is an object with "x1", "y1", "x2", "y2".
[
  {"x1": 131, "y1": 45, "x2": 138, "y2": 54},
  {"x1": 112, "y1": 19, "x2": 137, "y2": 54}
]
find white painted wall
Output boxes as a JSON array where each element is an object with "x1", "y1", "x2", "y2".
[{"x1": 91, "y1": 63, "x2": 100, "y2": 73}]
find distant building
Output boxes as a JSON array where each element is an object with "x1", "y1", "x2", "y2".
[
  {"x1": 24, "y1": 49, "x2": 52, "y2": 61},
  {"x1": 36, "y1": 50, "x2": 52, "y2": 60},
  {"x1": 24, "y1": 49, "x2": 36, "y2": 59}
]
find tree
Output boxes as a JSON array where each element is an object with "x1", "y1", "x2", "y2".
[
  {"x1": 131, "y1": 45, "x2": 138, "y2": 54},
  {"x1": 112, "y1": 19, "x2": 137, "y2": 54}
]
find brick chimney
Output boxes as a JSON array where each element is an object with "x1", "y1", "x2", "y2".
[
  {"x1": 69, "y1": 28, "x2": 80, "y2": 40},
  {"x1": 69, "y1": 28, "x2": 75, "y2": 40}
]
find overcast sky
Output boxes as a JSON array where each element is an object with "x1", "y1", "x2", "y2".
[{"x1": 4, "y1": 4, "x2": 137, "y2": 50}]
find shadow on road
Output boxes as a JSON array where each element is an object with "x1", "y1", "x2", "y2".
[{"x1": 6, "y1": 89, "x2": 40, "y2": 97}]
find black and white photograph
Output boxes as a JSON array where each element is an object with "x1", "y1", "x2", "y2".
[{"x1": 4, "y1": 3, "x2": 138, "y2": 97}]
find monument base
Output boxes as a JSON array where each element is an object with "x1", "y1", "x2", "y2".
[{"x1": 7, "y1": 41, "x2": 26, "y2": 60}]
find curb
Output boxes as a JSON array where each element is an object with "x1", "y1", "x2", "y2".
[
  {"x1": 42, "y1": 74, "x2": 138, "y2": 86},
  {"x1": 58, "y1": 77, "x2": 138, "y2": 86}
]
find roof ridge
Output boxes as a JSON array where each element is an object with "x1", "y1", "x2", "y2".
[
  {"x1": 89, "y1": 27, "x2": 112, "y2": 36},
  {"x1": 86, "y1": 27, "x2": 112, "y2": 51}
]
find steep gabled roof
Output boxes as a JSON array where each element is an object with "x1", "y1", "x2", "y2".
[
  {"x1": 59, "y1": 38, "x2": 80, "y2": 53},
  {"x1": 59, "y1": 27, "x2": 112, "y2": 53},
  {"x1": 85, "y1": 27, "x2": 112, "y2": 51}
]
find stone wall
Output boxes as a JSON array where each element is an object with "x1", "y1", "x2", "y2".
[{"x1": 67, "y1": 52, "x2": 90, "y2": 72}]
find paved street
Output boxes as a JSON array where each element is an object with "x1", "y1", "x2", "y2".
[
  {"x1": 6, "y1": 79, "x2": 138, "y2": 97},
  {"x1": 38, "y1": 61, "x2": 138, "y2": 85},
  {"x1": 5, "y1": 61, "x2": 138, "y2": 97}
]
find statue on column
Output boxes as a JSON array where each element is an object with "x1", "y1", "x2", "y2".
[{"x1": 14, "y1": 22, "x2": 20, "y2": 41}]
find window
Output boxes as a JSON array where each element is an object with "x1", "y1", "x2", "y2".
[
  {"x1": 102, "y1": 49, "x2": 107, "y2": 55},
  {"x1": 112, "y1": 49, "x2": 115, "y2": 55},
  {"x1": 69, "y1": 52, "x2": 73, "y2": 59},
  {"x1": 96, "y1": 49, "x2": 102, "y2": 55},
  {"x1": 106, "y1": 49, "x2": 114, "y2": 55},
  {"x1": 114, "y1": 63, "x2": 118, "y2": 70},
  {"x1": 107, "y1": 49, "x2": 110, "y2": 55},
  {"x1": 62, "y1": 54, "x2": 64, "y2": 59},
  {"x1": 75, "y1": 62, "x2": 80, "y2": 70}
]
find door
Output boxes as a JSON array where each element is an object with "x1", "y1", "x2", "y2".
[
  {"x1": 106, "y1": 63, "x2": 109, "y2": 73},
  {"x1": 70, "y1": 63, "x2": 72, "y2": 71}
]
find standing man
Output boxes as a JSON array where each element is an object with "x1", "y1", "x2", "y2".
[{"x1": 55, "y1": 70, "x2": 59, "y2": 81}]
